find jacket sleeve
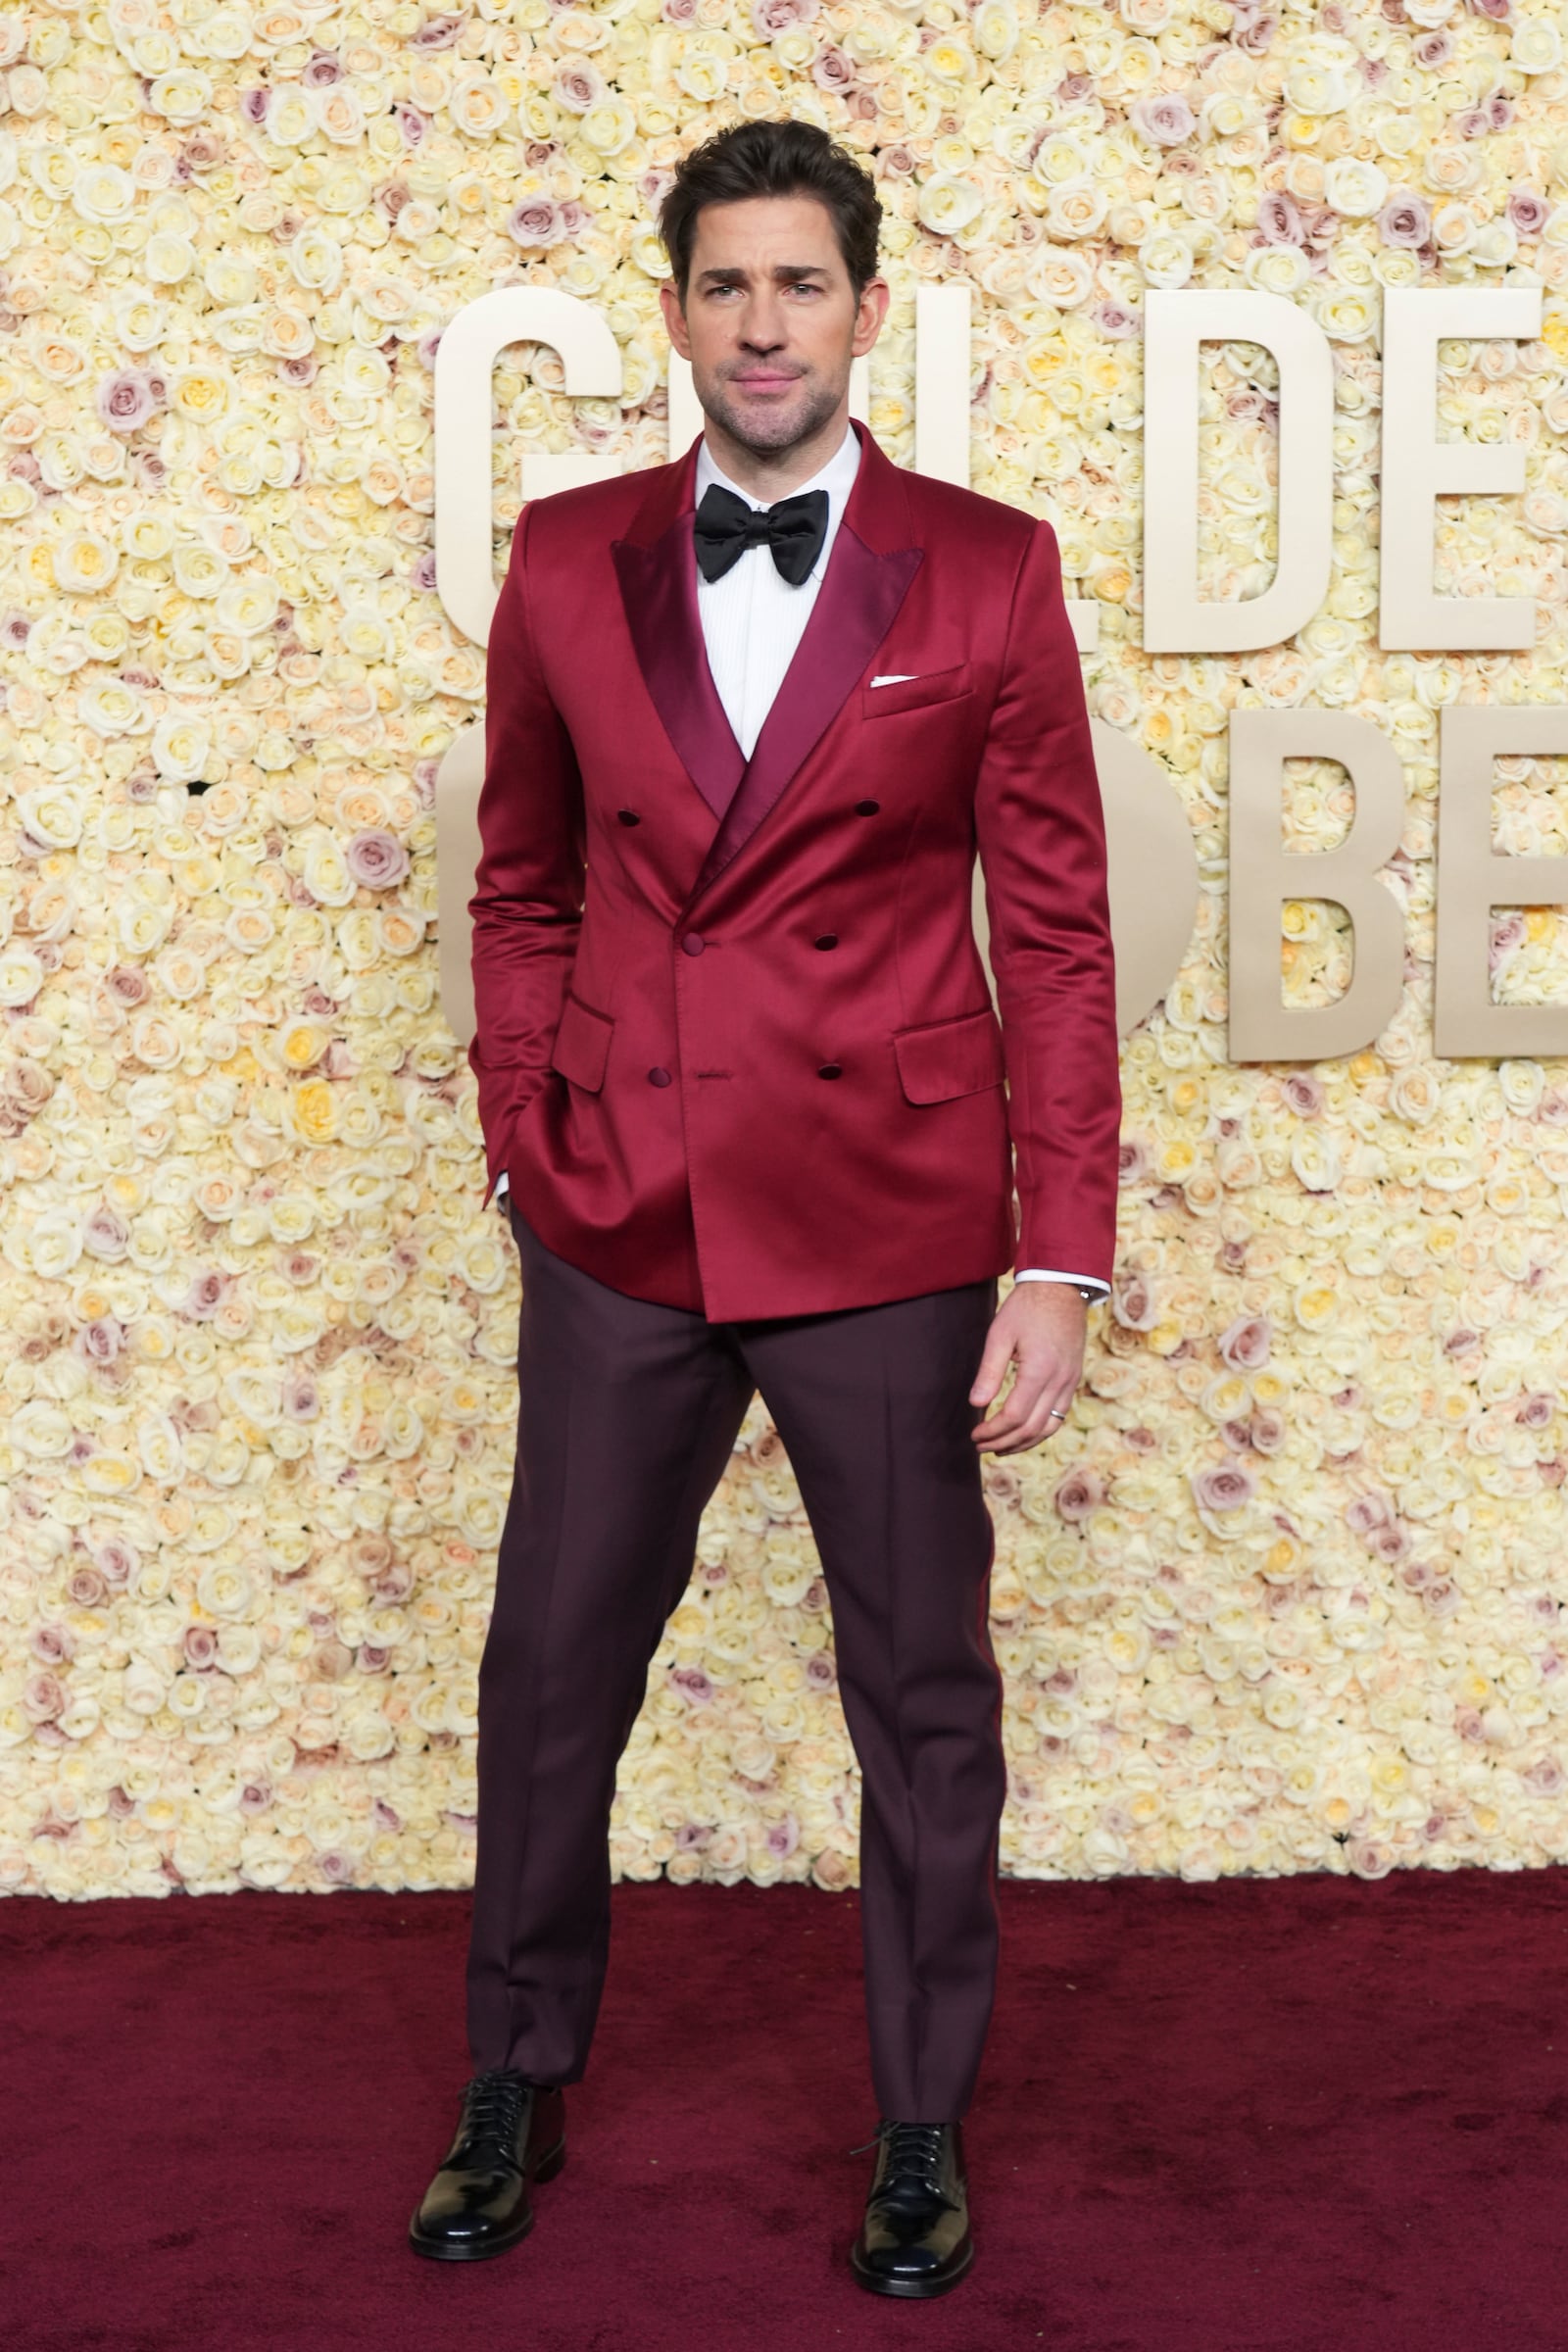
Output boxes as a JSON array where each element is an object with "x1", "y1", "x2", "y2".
[
  {"x1": 467, "y1": 504, "x2": 585, "y2": 1194},
  {"x1": 973, "y1": 518, "x2": 1121, "y2": 1287}
]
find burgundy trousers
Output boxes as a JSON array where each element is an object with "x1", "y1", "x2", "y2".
[{"x1": 466, "y1": 1207, "x2": 1006, "y2": 2124}]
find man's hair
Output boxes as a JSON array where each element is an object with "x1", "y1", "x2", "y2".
[{"x1": 659, "y1": 121, "x2": 882, "y2": 299}]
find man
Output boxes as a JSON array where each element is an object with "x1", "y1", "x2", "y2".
[{"x1": 410, "y1": 120, "x2": 1119, "y2": 2298}]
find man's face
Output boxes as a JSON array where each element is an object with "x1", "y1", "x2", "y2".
[{"x1": 661, "y1": 193, "x2": 888, "y2": 459}]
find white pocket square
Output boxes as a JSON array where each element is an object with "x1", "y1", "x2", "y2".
[{"x1": 870, "y1": 674, "x2": 916, "y2": 687}]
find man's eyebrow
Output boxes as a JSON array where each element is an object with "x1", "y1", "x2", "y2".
[{"x1": 694, "y1": 263, "x2": 832, "y2": 287}]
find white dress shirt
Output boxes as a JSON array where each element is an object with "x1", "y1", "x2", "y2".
[{"x1": 505, "y1": 423, "x2": 1108, "y2": 1305}]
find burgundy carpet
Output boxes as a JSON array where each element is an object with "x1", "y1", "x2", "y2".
[{"x1": 4, "y1": 1872, "x2": 1566, "y2": 2351}]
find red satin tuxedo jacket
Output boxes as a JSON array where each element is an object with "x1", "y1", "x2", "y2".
[{"x1": 468, "y1": 423, "x2": 1120, "y2": 1322}]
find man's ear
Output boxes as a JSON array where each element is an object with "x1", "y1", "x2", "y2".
[
  {"x1": 851, "y1": 275, "x2": 891, "y2": 360},
  {"x1": 661, "y1": 280, "x2": 692, "y2": 360}
]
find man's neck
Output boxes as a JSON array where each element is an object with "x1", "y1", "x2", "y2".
[{"x1": 700, "y1": 404, "x2": 854, "y2": 504}]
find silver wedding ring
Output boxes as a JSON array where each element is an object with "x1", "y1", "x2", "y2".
[{"x1": 1046, "y1": 1408, "x2": 1066, "y2": 1422}]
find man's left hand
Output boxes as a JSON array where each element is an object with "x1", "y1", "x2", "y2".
[{"x1": 968, "y1": 1283, "x2": 1088, "y2": 1455}]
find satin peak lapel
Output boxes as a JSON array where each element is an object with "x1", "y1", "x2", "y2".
[
  {"x1": 689, "y1": 528, "x2": 923, "y2": 901},
  {"x1": 612, "y1": 517, "x2": 744, "y2": 823}
]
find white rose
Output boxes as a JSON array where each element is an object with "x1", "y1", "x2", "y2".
[
  {"x1": 148, "y1": 67, "x2": 212, "y2": 122},
  {"x1": 1245, "y1": 245, "x2": 1310, "y2": 296},
  {"x1": 1042, "y1": 178, "x2": 1108, "y2": 241},
  {"x1": 78, "y1": 680, "x2": 149, "y2": 736},
  {"x1": 152, "y1": 711, "x2": 213, "y2": 782},
  {"x1": 18, "y1": 784, "x2": 83, "y2": 848},
  {"x1": 1141, "y1": 232, "x2": 1194, "y2": 288},
  {"x1": 0, "y1": 947, "x2": 45, "y2": 1006},
  {"x1": 915, "y1": 172, "x2": 984, "y2": 236},
  {"x1": 1324, "y1": 160, "x2": 1388, "y2": 220},
  {"x1": 12, "y1": 1400, "x2": 74, "y2": 1457},
  {"x1": 73, "y1": 163, "x2": 136, "y2": 224},
  {"x1": 1512, "y1": 18, "x2": 1563, "y2": 73},
  {"x1": 54, "y1": 530, "x2": 119, "y2": 594},
  {"x1": 215, "y1": 577, "x2": 279, "y2": 635}
]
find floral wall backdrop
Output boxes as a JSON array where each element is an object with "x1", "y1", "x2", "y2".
[{"x1": 2, "y1": 0, "x2": 1568, "y2": 1899}]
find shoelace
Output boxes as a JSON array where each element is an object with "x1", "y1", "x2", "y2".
[
  {"x1": 456, "y1": 2067, "x2": 528, "y2": 2159},
  {"x1": 851, "y1": 2120, "x2": 949, "y2": 2196}
]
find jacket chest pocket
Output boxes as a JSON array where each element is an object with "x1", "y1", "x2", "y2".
[
  {"x1": 860, "y1": 662, "x2": 973, "y2": 720},
  {"x1": 550, "y1": 992, "x2": 613, "y2": 1093}
]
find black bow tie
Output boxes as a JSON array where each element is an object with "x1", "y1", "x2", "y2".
[{"x1": 693, "y1": 483, "x2": 830, "y2": 588}]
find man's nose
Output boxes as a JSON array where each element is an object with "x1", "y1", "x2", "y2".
[{"x1": 739, "y1": 297, "x2": 787, "y2": 349}]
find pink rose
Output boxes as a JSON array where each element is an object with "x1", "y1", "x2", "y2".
[
  {"x1": 507, "y1": 196, "x2": 569, "y2": 250},
  {"x1": 23, "y1": 1673, "x2": 65, "y2": 1722},
  {"x1": 1131, "y1": 93, "x2": 1196, "y2": 146},
  {"x1": 1054, "y1": 1468, "x2": 1104, "y2": 1523},
  {"x1": 554, "y1": 63, "x2": 604, "y2": 114},
  {"x1": 751, "y1": 0, "x2": 818, "y2": 32},
  {"x1": 1219, "y1": 1314, "x2": 1271, "y2": 1372},
  {"x1": 1507, "y1": 191, "x2": 1551, "y2": 238},
  {"x1": 1093, "y1": 301, "x2": 1141, "y2": 339},
  {"x1": 94, "y1": 1535, "x2": 138, "y2": 1585},
  {"x1": 1111, "y1": 1273, "x2": 1158, "y2": 1331},
  {"x1": 1191, "y1": 1462, "x2": 1256, "y2": 1512},
  {"x1": 74, "y1": 1317, "x2": 125, "y2": 1364},
  {"x1": 97, "y1": 369, "x2": 161, "y2": 433},
  {"x1": 1118, "y1": 1138, "x2": 1149, "y2": 1185},
  {"x1": 1259, "y1": 197, "x2": 1306, "y2": 245},
  {"x1": 181, "y1": 1270, "x2": 231, "y2": 1321},
  {"x1": 1378, "y1": 193, "x2": 1430, "y2": 248},
  {"x1": 83, "y1": 1204, "x2": 130, "y2": 1261},
  {"x1": 345, "y1": 828, "x2": 410, "y2": 889}
]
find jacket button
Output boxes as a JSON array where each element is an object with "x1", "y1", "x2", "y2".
[
  {"x1": 617, "y1": 808, "x2": 640, "y2": 826},
  {"x1": 681, "y1": 933, "x2": 705, "y2": 956},
  {"x1": 648, "y1": 1065, "x2": 672, "y2": 1087},
  {"x1": 814, "y1": 933, "x2": 838, "y2": 951},
  {"x1": 817, "y1": 1062, "x2": 843, "y2": 1080},
  {"x1": 855, "y1": 799, "x2": 879, "y2": 816}
]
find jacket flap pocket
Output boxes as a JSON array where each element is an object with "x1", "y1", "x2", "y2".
[
  {"x1": 550, "y1": 992, "x2": 613, "y2": 1093},
  {"x1": 862, "y1": 662, "x2": 973, "y2": 719},
  {"x1": 893, "y1": 1006, "x2": 1005, "y2": 1105}
]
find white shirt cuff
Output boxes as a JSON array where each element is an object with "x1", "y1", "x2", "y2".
[{"x1": 1015, "y1": 1267, "x2": 1107, "y2": 1296}]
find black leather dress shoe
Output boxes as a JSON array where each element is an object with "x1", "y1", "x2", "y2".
[
  {"x1": 408, "y1": 2068, "x2": 565, "y2": 2262},
  {"x1": 850, "y1": 2119, "x2": 974, "y2": 2298}
]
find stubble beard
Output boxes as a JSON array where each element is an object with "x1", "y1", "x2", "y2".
[{"x1": 697, "y1": 367, "x2": 847, "y2": 461}]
